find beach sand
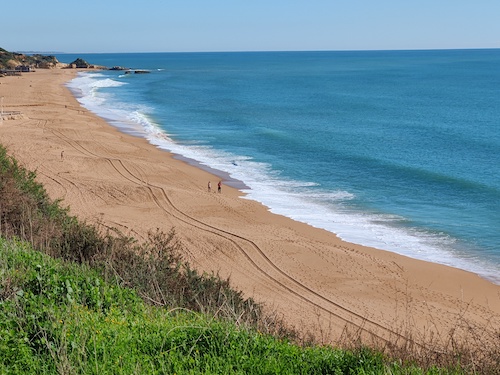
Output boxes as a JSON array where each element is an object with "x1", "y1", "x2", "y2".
[{"x1": 1, "y1": 69, "x2": 499, "y2": 348}]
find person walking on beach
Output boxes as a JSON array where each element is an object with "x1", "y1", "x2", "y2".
[
  {"x1": 217, "y1": 180, "x2": 222, "y2": 193},
  {"x1": 208, "y1": 181, "x2": 211, "y2": 192},
  {"x1": 60, "y1": 150, "x2": 64, "y2": 161}
]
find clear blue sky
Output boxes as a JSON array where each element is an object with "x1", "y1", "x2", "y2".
[{"x1": 3, "y1": 0, "x2": 500, "y2": 53}]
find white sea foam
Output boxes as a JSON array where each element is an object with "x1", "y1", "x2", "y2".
[
  {"x1": 144, "y1": 123, "x2": 500, "y2": 283},
  {"x1": 66, "y1": 73, "x2": 150, "y2": 135},
  {"x1": 66, "y1": 72, "x2": 500, "y2": 285},
  {"x1": 67, "y1": 73, "x2": 127, "y2": 109}
]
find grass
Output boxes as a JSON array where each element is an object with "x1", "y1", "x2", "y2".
[
  {"x1": 0, "y1": 144, "x2": 268, "y2": 331},
  {"x1": 1, "y1": 237, "x2": 396, "y2": 374},
  {"x1": 0, "y1": 143, "x2": 498, "y2": 374}
]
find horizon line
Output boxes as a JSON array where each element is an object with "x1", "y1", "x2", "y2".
[{"x1": 16, "y1": 47, "x2": 500, "y2": 55}]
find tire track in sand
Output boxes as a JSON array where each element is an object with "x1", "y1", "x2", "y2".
[{"x1": 47, "y1": 127, "x2": 424, "y2": 348}]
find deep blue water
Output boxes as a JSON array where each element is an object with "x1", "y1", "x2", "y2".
[{"x1": 58, "y1": 50, "x2": 500, "y2": 283}]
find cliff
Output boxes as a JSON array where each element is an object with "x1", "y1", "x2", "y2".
[{"x1": 0, "y1": 47, "x2": 61, "y2": 70}]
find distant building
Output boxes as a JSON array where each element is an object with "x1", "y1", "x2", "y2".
[{"x1": 15, "y1": 65, "x2": 32, "y2": 72}]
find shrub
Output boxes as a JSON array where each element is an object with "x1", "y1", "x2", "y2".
[{"x1": 0, "y1": 144, "x2": 279, "y2": 334}]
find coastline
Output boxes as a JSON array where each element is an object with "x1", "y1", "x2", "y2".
[{"x1": 1, "y1": 69, "x2": 498, "y2": 345}]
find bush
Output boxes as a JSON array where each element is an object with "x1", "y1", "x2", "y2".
[
  {"x1": 1, "y1": 143, "x2": 499, "y2": 373},
  {"x1": 0, "y1": 237, "x2": 393, "y2": 374},
  {"x1": 0, "y1": 144, "x2": 278, "y2": 333}
]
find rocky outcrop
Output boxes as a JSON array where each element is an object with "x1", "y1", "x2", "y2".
[
  {"x1": 67, "y1": 58, "x2": 106, "y2": 69},
  {"x1": 0, "y1": 48, "x2": 60, "y2": 70},
  {"x1": 0, "y1": 47, "x2": 104, "y2": 71},
  {"x1": 69, "y1": 58, "x2": 91, "y2": 68},
  {"x1": 109, "y1": 66, "x2": 129, "y2": 71}
]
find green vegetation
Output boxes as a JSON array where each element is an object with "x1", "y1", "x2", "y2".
[
  {"x1": 0, "y1": 47, "x2": 59, "y2": 70},
  {"x1": 0, "y1": 142, "x2": 498, "y2": 373},
  {"x1": 0, "y1": 144, "x2": 268, "y2": 329},
  {"x1": 0, "y1": 237, "x2": 394, "y2": 374}
]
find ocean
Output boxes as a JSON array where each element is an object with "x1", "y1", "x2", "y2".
[{"x1": 57, "y1": 50, "x2": 500, "y2": 284}]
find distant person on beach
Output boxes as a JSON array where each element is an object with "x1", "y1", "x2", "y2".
[
  {"x1": 218, "y1": 180, "x2": 222, "y2": 193},
  {"x1": 60, "y1": 150, "x2": 64, "y2": 161},
  {"x1": 208, "y1": 181, "x2": 211, "y2": 192}
]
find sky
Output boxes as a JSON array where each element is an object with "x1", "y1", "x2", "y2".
[{"x1": 2, "y1": 0, "x2": 500, "y2": 53}]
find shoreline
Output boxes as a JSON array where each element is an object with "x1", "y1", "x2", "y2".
[
  {"x1": 69, "y1": 68, "x2": 500, "y2": 286},
  {"x1": 1, "y1": 69, "x2": 498, "y2": 345}
]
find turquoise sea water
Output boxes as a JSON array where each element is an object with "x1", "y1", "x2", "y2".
[{"x1": 58, "y1": 50, "x2": 500, "y2": 284}]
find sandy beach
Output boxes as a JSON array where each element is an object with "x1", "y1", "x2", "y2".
[{"x1": 1, "y1": 69, "x2": 499, "y2": 348}]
